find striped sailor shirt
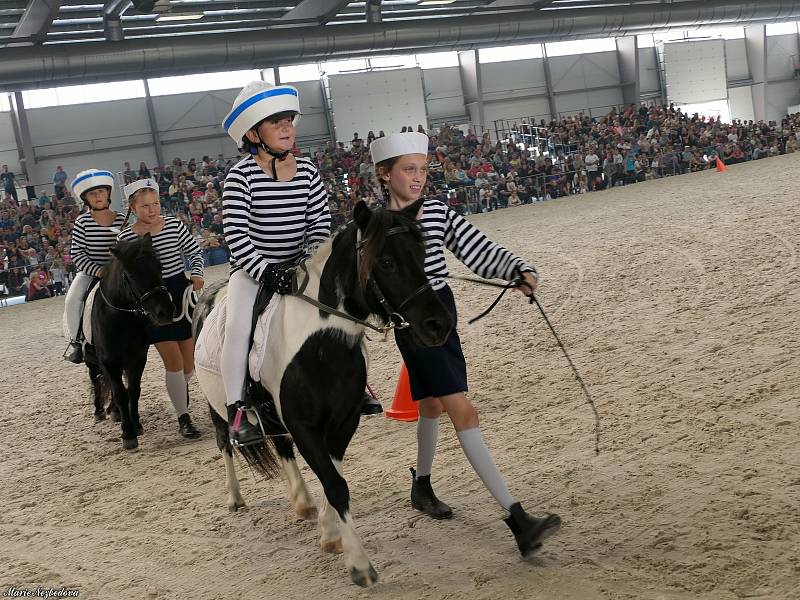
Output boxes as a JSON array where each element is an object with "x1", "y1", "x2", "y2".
[
  {"x1": 118, "y1": 216, "x2": 203, "y2": 279},
  {"x1": 222, "y1": 155, "x2": 331, "y2": 280},
  {"x1": 418, "y1": 199, "x2": 537, "y2": 291},
  {"x1": 69, "y1": 211, "x2": 127, "y2": 277}
]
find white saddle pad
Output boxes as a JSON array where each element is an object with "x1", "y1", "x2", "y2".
[
  {"x1": 81, "y1": 286, "x2": 99, "y2": 346},
  {"x1": 194, "y1": 293, "x2": 281, "y2": 382}
]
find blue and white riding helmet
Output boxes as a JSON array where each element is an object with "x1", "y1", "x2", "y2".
[
  {"x1": 223, "y1": 81, "x2": 302, "y2": 149},
  {"x1": 123, "y1": 178, "x2": 159, "y2": 203},
  {"x1": 71, "y1": 168, "x2": 115, "y2": 202}
]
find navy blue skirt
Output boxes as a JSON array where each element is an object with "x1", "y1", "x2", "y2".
[
  {"x1": 146, "y1": 273, "x2": 193, "y2": 344},
  {"x1": 395, "y1": 285, "x2": 468, "y2": 401}
]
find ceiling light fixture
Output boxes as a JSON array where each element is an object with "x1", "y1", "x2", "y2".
[{"x1": 155, "y1": 13, "x2": 204, "y2": 22}]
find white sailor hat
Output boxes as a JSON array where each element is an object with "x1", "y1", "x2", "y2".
[
  {"x1": 370, "y1": 132, "x2": 429, "y2": 164},
  {"x1": 123, "y1": 178, "x2": 159, "y2": 202},
  {"x1": 223, "y1": 81, "x2": 302, "y2": 147},
  {"x1": 71, "y1": 169, "x2": 115, "y2": 200}
]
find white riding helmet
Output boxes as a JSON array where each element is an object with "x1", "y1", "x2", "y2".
[
  {"x1": 370, "y1": 132, "x2": 429, "y2": 164},
  {"x1": 71, "y1": 169, "x2": 115, "y2": 201},
  {"x1": 223, "y1": 81, "x2": 302, "y2": 148},
  {"x1": 123, "y1": 178, "x2": 159, "y2": 202}
]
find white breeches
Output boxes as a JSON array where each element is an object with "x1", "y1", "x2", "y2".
[
  {"x1": 220, "y1": 269, "x2": 259, "y2": 406},
  {"x1": 63, "y1": 271, "x2": 94, "y2": 342}
]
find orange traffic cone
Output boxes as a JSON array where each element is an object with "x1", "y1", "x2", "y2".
[
  {"x1": 385, "y1": 363, "x2": 418, "y2": 422},
  {"x1": 716, "y1": 157, "x2": 727, "y2": 172}
]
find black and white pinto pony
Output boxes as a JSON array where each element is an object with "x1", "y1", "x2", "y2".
[
  {"x1": 193, "y1": 201, "x2": 452, "y2": 587},
  {"x1": 83, "y1": 234, "x2": 174, "y2": 449}
]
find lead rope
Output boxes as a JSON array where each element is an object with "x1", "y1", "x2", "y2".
[{"x1": 448, "y1": 274, "x2": 601, "y2": 455}]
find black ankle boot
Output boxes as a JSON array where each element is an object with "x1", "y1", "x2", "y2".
[
  {"x1": 178, "y1": 413, "x2": 201, "y2": 439},
  {"x1": 503, "y1": 502, "x2": 561, "y2": 557},
  {"x1": 65, "y1": 342, "x2": 83, "y2": 364},
  {"x1": 360, "y1": 392, "x2": 383, "y2": 416},
  {"x1": 226, "y1": 402, "x2": 264, "y2": 446},
  {"x1": 410, "y1": 467, "x2": 453, "y2": 519}
]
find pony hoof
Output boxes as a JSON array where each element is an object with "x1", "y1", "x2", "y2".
[
  {"x1": 296, "y1": 505, "x2": 318, "y2": 521},
  {"x1": 320, "y1": 538, "x2": 343, "y2": 554},
  {"x1": 350, "y1": 564, "x2": 378, "y2": 588},
  {"x1": 227, "y1": 500, "x2": 246, "y2": 512},
  {"x1": 122, "y1": 437, "x2": 139, "y2": 450}
]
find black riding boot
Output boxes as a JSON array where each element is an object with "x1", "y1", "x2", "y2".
[
  {"x1": 503, "y1": 502, "x2": 561, "y2": 557},
  {"x1": 178, "y1": 413, "x2": 201, "y2": 439},
  {"x1": 410, "y1": 467, "x2": 453, "y2": 519},
  {"x1": 227, "y1": 402, "x2": 264, "y2": 446},
  {"x1": 361, "y1": 391, "x2": 383, "y2": 416},
  {"x1": 65, "y1": 342, "x2": 83, "y2": 364}
]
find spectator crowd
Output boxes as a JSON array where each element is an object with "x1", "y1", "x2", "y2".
[{"x1": 2, "y1": 102, "x2": 800, "y2": 302}]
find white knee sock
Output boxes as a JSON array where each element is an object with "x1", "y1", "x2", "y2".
[
  {"x1": 456, "y1": 427, "x2": 516, "y2": 511},
  {"x1": 184, "y1": 369, "x2": 194, "y2": 384},
  {"x1": 165, "y1": 370, "x2": 189, "y2": 418},
  {"x1": 415, "y1": 416, "x2": 439, "y2": 478}
]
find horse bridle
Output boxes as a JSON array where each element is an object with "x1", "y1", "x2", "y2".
[
  {"x1": 98, "y1": 271, "x2": 170, "y2": 318},
  {"x1": 355, "y1": 224, "x2": 433, "y2": 331},
  {"x1": 293, "y1": 224, "x2": 432, "y2": 334}
]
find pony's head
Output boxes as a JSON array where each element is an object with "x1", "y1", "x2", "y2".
[
  {"x1": 109, "y1": 234, "x2": 174, "y2": 326},
  {"x1": 351, "y1": 200, "x2": 452, "y2": 347}
]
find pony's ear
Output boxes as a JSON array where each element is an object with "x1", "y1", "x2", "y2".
[
  {"x1": 110, "y1": 244, "x2": 121, "y2": 258},
  {"x1": 401, "y1": 197, "x2": 424, "y2": 220},
  {"x1": 353, "y1": 201, "x2": 371, "y2": 231}
]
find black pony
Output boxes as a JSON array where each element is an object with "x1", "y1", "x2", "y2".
[
  {"x1": 86, "y1": 234, "x2": 174, "y2": 449},
  {"x1": 193, "y1": 201, "x2": 452, "y2": 587}
]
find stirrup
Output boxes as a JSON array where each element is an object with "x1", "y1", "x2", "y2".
[{"x1": 229, "y1": 404, "x2": 266, "y2": 448}]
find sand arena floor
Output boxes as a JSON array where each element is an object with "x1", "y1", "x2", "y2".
[{"x1": 1, "y1": 155, "x2": 798, "y2": 600}]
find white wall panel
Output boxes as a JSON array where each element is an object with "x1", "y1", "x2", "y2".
[
  {"x1": 549, "y1": 52, "x2": 620, "y2": 93},
  {"x1": 0, "y1": 112, "x2": 19, "y2": 174},
  {"x1": 766, "y1": 33, "x2": 799, "y2": 80},
  {"x1": 767, "y1": 81, "x2": 800, "y2": 122},
  {"x1": 638, "y1": 48, "x2": 660, "y2": 94},
  {"x1": 481, "y1": 58, "x2": 547, "y2": 99},
  {"x1": 29, "y1": 98, "x2": 150, "y2": 158},
  {"x1": 724, "y1": 39, "x2": 750, "y2": 80},
  {"x1": 422, "y1": 66, "x2": 465, "y2": 121},
  {"x1": 728, "y1": 87, "x2": 755, "y2": 122},
  {"x1": 329, "y1": 69, "x2": 427, "y2": 140},
  {"x1": 664, "y1": 40, "x2": 728, "y2": 104}
]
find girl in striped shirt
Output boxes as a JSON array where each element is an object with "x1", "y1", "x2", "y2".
[
  {"x1": 118, "y1": 179, "x2": 203, "y2": 440},
  {"x1": 221, "y1": 81, "x2": 331, "y2": 445},
  {"x1": 63, "y1": 169, "x2": 125, "y2": 364},
  {"x1": 371, "y1": 132, "x2": 560, "y2": 558}
]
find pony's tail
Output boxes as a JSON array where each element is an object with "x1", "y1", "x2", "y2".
[{"x1": 238, "y1": 441, "x2": 282, "y2": 480}]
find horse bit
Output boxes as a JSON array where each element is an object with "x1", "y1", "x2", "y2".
[{"x1": 98, "y1": 272, "x2": 170, "y2": 319}]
